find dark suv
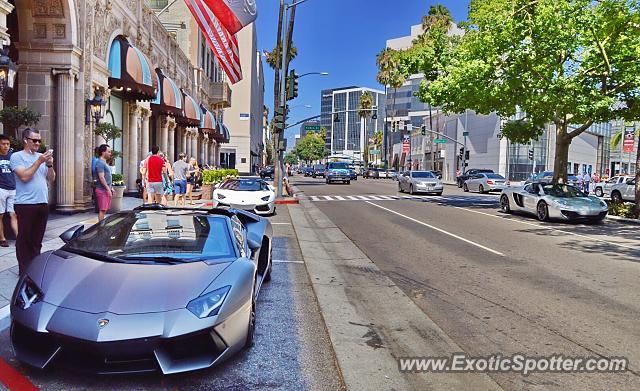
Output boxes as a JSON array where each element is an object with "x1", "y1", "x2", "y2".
[
  {"x1": 456, "y1": 168, "x2": 494, "y2": 187},
  {"x1": 312, "y1": 164, "x2": 326, "y2": 178},
  {"x1": 259, "y1": 166, "x2": 275, "y2": 179}
]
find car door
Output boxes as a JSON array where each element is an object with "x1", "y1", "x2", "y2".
[
  {"x1": 470, "y1": 174, "x2": 482, "y2": 191},
  {"x1": 522, "y1": 183, "x2": 541, "y2": 211},
  {"x1": 623, "y1": 179, "x2": 636, "y2": 201}
]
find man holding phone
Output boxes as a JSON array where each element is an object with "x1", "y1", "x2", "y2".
[{"x1": 10, "y1": 128, "x2": 56, "y2": 274}]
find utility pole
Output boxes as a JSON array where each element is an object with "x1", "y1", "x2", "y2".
[{"x1": 272, "y1": 0, "x2": 285, "y2": 195}]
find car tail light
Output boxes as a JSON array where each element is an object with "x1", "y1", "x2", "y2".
[{"x1": 487, "y1": 180, "x2": 494, "y2": 185}]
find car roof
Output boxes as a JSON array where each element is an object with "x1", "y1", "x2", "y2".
[{"x1": 133, "y1": 204, "x2": 261, "y2": 223}]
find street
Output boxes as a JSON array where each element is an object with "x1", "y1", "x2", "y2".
[{"x1": 292, "y1": 176, "x2": 640, "y2": 390}]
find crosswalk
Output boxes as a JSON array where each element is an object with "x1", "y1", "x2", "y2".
[{"x1": 307, "y1": 194, "x2": 498, "y2": 203}]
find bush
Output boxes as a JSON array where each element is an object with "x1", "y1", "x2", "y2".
[
  {"x1": 111, "y1": 173, "x2": 125, "y2": 186},
  {"x1": 10, "y1": 138, "x2": 47, "y2": 153},
  {"x1": 608, "y1": 201, "x2": 636, "y2": 219},
  {"x1": 202, "y1": 169, "x2": 239, "y2": 184},
  {"x1": 0, "y1": 106, "x2": 41, "y2": 139}
]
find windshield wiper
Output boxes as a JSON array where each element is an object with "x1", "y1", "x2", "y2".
[
  {"x1": 61, "y1": 247, "x2": 125, "y2": 264},
  {"x1": 116, "y1": 255, "x2": 196, "y2": 264}
]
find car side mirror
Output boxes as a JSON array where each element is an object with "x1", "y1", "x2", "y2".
[
  {"x1": 247, "y1": 232, "x2": 262, "y2": 253},
  {"x1": 60, "y1": 225, "x2": 84, "y2": 244}
]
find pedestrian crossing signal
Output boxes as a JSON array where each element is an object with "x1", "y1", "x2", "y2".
[{"x1": 528, "y1": 149, "x2": 534, "y2": 160}]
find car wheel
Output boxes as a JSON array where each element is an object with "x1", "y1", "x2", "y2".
[
  {"x1": 457, "y1": 180, "x2": 462, "y2": 188},
  {"x1": 244, "y1": 288, "x2": 256, "y2": 349},
  {"x1": 595, "y1": 187, "x2": 604, "y2": 197},
  {"x1": 409, "y1": 185, "x2": 414, "y2": 195},
  {"x1": 312, "y1": 175, "x2": 316, "y2": 178},
  {"x1": 500, "y1": 194, "x2": 511, "y2": 213},
  {"x1": 346, "y1": 180, "x2": 351, "y2": 185},
  {"x1": 398, "y1": 182, "x2": 403, "y2": 193},
  {"x1": 463, "y1": 183, "x2": 469, "y2": 192},
  {"x1": 479, "y1": 184, "x2": 485, "y2": 194},
  {"x1": 611, "y1": 191, "x2": 622, "y2": 203},
  {"x1": 536, "y1": 201, "x2": 549, "y2": 222}
]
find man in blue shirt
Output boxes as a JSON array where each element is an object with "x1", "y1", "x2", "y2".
[
  {"x1": 0, "y1": 134, "x2": 17, "y2": 247},
  {"x1": 10, "y1": 128, "x2": 56, "y2": 274}
]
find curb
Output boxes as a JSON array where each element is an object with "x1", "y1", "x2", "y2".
[
  {"x1": 606, "y1": 214, "x2": 640, "y2": 225},
  {"x1": 275, "y1": 198, "x2": 299, "y2": 205}
]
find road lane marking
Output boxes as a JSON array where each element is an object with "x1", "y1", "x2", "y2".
[
  {"x1": 335, "y1": 196, "x2": 346, "y2": 201},
  {"x1": 310, "y1": 196, "x2": 320, "y2": 201},
  {"x1": 347, "y1": 196, "x2": 360, "y2": 200},
  {"x1": 273, "y1": 259, "x2": 305, "y2": 264},
  {"x1": 323, "y1": 196, "x2": 334, "y2": 201},
  {"x1": 356, "y1": 196, "x2": 370, "y2": 200},
  {"x1": 452, "y1": 207, "x2": 639, "y2": 251},
  {"x1": 366, "y1": 201, "x2": 505, "y2": 257},
  {"x1": 377, "y1": 196, "x2": 394, "y2": 200},
  {"x1": 0, "y1": 305, "x2": 9, "y2": 332},
  {"x1": 368, "y1": 196, "x2": 383, "y2": 200}
]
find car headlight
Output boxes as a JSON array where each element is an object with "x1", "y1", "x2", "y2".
[
  {"x1": 261, "y1": 195, "x2": 271, "y2": 201},
  {"x1": 554, "y1": 199, "x2": 570, "y2": 206},
  {"x1": 187, "y1": 286, "x2": 231, "y2": 318},
  {"x1": 15, "y1": 277, "x2": 43, "y2": 310},
  {"x1": 216, "y1": 193, "x2": 226, "y2": 200}
]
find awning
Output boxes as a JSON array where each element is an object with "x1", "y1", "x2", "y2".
[
  {"x1": 200, "y1": 106, "x2": 223, "y2": 141},
  {"x1": 151, "y1": 68, "x2": 183, "y2": 117},
  {"x1": 108, "y1": 36, "x2": 157, "y2": 101},
  {"x1": 221, "y1": 124, "x2": 231, "y2": 143},
  {"x1": 177, "y1": 89, "x2": 201, "y2": 126}
]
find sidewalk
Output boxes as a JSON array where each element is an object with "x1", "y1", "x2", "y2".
[{"x1": 0, "y1": 197, "x2": 143, "y2": 327}]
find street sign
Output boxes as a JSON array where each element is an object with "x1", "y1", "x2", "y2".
[
  {"x1": 434, "y1": 139, "x2": 447, "y2": 144},
  {"x1": 623, "y1": 126, "x2": 635, "y2": 153},
  {"x1": 462, "y1": 131, "x2": 469, "y2": 136},
  {"x1": 370, "y1": 150, "x2": 381, "y2": 155},
  {"x1": 402, "y1": 140, "x2": 410, "y2": 154},
  {"x1": 305, "y1": 125, "x2": 321, "y2": 131}
]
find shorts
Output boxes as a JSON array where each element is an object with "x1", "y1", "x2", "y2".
[
  {"x1": 95, "y1": 187, "x2": 112, "y2": 212},
  {"x1": 174, "y1": 180, "x2": 187, "y2": 195},
  {"x1": 0, "y1": 188, "x2": 15, "y2": 214},
  {"x1": 147, "y1": 182, "x2": 163, "y2": 195},
  {"x1": 187, "y1": 177, "x2": 195, "y2": 185}
]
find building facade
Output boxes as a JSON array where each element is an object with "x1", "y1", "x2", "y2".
[
  {"x1": 320, "y1": 87, "x2": 385, "y2": 162},
  {"x1": 299, "y1": 119, "x2": 320, "y2": 139},
  {"x1": 0, "y1": 0, "x2": 232, "y2": 211}
]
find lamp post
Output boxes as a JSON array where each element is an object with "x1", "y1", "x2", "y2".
[
  {"x1": 297, "y1": 71, "x2": 329, "y2": 78},
  {"x1": 0, "y1": 46, "x2": 18, "y2": 99},
  {"x1": 85, "y1": 89, "x2": 107, "y2": 125}
]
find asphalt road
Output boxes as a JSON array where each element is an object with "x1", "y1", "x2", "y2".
[
  {"x1": 0, "y1": 206, "x2": 344, "y2": 391},
  {"x1": 293, "y1": 176, "x2": 640, "y2": 390}
]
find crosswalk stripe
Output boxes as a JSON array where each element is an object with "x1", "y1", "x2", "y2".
[
  {"x1": 310, "y1": 196, "x2": 320, "y2": 201},
  {"x1": 356, "y1": 196, "x2": 370, "y2": 200},
  {"x1": 347, "y1": 196, "x2": 359, "y2": 200},
  {"x1": 323, "y1": 196, "x2": 334, "y2": 200},
  {"x1": 335, "y1": 196, "x2": 346, "y2": 201},
  {"x1": 377, "y1": 195, "x2": 394, "y2": 200},
  {"x1": 368, "y1": 196, "x2": 383, "y2": 200}
]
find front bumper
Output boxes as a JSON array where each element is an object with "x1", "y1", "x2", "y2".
[
  {"x1": 327, "y1": 174, "x2": 350, "y2": 182},
  {"x1": 216, "y1": 200, "x2": 275, "y2": 215},
  {"x1": 415, "y1": 184, "x2": 444, "y2": 193},
  {"x1": 11, "y1": 299, "x2": 251, "y2": 374},
  {"x1": 549, "y1": 206, "x2": 608, "y2": 221}
]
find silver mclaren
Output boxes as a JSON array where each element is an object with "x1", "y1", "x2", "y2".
[
  {"x1": 500, "y1": 182, "x2": 608, "y2": 223},
  {"x1": 10, "y1": 205, "x2": 273, "y2": 375}
]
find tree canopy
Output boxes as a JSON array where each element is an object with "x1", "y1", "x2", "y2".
[{"x1": 294, "y1": 131, "x2": 326, "y2": 163}]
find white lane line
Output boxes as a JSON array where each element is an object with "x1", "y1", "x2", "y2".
[
  {"x1": 310, "y1": 196, "x2": 320, "y2": 201},
  {"x1": 0, "y1": 304, "x2": 10, "y2": 332},
  {"x1": 272, "y1": 259, "x2": 305, "y2": 264},
  {"x1": 335, "y1": 196, "x2": 346, "y2": 201},
  {"x1": 347, "y1": 196, "x2": 360, "y2": 201},
  {"x1": 366, "y1": 201, "x2": 505, "y2": 257},
  {"x1": 452, "y1": 206, "x2": 639, "y2": 251},
  {"x1": 271, "y1": 222, "x2": 292, "y2": 225},
  {"x1": 356, "y1": 196, "x2": 370, "y2": 200},
  {"x1": 377, "y1": 195, "x2": 394, "y2": 200},
  {"x1": 323, "y1": 196, "x2": 334, "y2": 201}
]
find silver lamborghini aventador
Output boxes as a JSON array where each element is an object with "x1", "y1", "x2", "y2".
[
  {"x1": 500, "y1": 182, "x2": 608, "y2": 223},
  {"x1": 10, "y1": 205, "x2": 273, "y2": 375}
]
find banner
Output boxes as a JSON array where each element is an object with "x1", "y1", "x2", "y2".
[{"x1": 623, "y1": 126, "x2": 635, "y2": 153}]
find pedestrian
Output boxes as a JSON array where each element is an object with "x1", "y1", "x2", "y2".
[
  {"x1": 94, "y1": 144, "x2": 113, "y2": 221},
  {"x1": 186, "y1": 158, "x2": 199, "y2": 205},
  {"x1": 0, "y1": 134, "x2": 18, "y2": 247},
  {"x1": 10, "y1": 128, "x2": 55, "y2": 274},
  {"x1": 139, "y1": 152, "x2": 151, "y2": 203},
  {"x1": 593, "y1": 171, "x2": 600, "y2": 184},
  {"x1": 160, "y1": 153, "x2": 174, "y2": 206},
  {"x1": 172, "y1": 153, "x2": 189, "y2": 206},
  {"x1": 144, "y1": 146, "x2": 165, "y2": 204},
  {"x1": 583, "y1": 171, "x2": 591, "y2": 193}
]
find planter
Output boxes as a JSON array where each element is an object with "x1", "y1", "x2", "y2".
[
  {"x1": 109, "y1": 185, "x2": 126, "y2": 213},
  {"x1": 201, "y1": 184, "x2": 214, "y2": 200}
]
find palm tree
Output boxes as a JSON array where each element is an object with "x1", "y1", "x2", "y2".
[
  {"x1": 358, "y1": 91, "x2": 374, "y2": 166},
  {"x1": 265, "y1": 44, "x2": 298, "y2": 70},
  {"x1": 376, "y1": 48, "x2": 404, "y2": 168},
  {"x1": 611, "y1": 125, "x2": 640, "y2": 217},
  {"x1": 422, "y1": 4, "x2": 453, "y2": 32}
]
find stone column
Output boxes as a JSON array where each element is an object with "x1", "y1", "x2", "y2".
[
  {"x1": 214, "y1": 143, "x2": 221, "y2": 167},
  {"x1": 53, "y1": 69, "x2": 76, "y2": 211},
  {"x1": 181, "y1": 127, "x2": 187, "y2": 156},
  {"x1": 141, "y1": 109, "x2": 151, "y2": 158},
  {"x1": 160, "y1": 117, "x2": 169, "y2": 155},
  {"x1": 208, "y1": 140, "x2": 215, "y2": 165},
  {"x1": 127, "y1": 103, "x2": 140, "y2": 191},
  {"x1": 191, "y1": 131, "x2": 198, "y2": 161},
  {"x1": 198, "y1": 135, "x2": 205, "y2": 165},
  {"x1": 168, "y1": 121, "x2": 176, "y2": 162}
]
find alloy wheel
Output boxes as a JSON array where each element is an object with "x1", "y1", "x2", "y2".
[
  {"x1": 537, "y1": 202, "x2": 549, "y2": 221},
  {"x1": 500, "y1": 195, "x2": 511, "y2": 213}
]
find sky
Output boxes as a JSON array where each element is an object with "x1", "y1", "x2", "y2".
[{"x1": 254, "y1": 0, "x2": 471, "y2": 147}]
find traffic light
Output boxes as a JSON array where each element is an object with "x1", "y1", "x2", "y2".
[
  {"x1": 528, "y1": 149, "x2": 534, "y2": 160},
  {"x1": 286, "y1": 70, "x2": 299, "y2": 101},
  {"x1": 273, "y1": 105, "x2": 287, "y2": 133},
  {"x1": 464, "y1": 151, "x2": 470, "y2": 160},
  {"x1": 421, "y1": 125, "x2": 427, "y2": 136},
  {"x1": 459, "y1": 147, "x2": 464, "y2": 160}
]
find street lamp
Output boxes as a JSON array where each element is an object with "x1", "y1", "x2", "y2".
[
  {"x1": 85, "y1": 89, "x2": 107, "y2": 125},
  {"x1": 296, "y1": 71, "x2": 329, "y2": 78},
  {"x1": 0, "y1": 46, "x2": 18, "y2": 99}
]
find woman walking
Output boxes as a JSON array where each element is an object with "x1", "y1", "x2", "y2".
[
  {"x1": 160, "y1": 154, "x2": 174, "y2": 206},
  {"x1": 186, "y1": 157, "x2": 199, "y2": 205}
]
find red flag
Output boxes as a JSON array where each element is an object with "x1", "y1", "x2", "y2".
[
  {"x1": 185, "y1": 0, "x2": 243, "y2": 84},
  {"x1": 202, "y1": 0, "x2": 257, "y2": 35}
]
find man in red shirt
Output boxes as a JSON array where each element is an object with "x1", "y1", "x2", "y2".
[{"x1": 144, "y1": 146, "x2": 166, "y2": 204}]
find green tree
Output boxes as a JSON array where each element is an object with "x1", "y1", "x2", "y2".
[
  {"x1": 284, "y1": 151, "x2": 299, "y2": 166},
  {"x1": 265, "y1": 140, "x2": 274, "y2": 165},
  {"x1": 422, "y1": 0, "x2": 640, "y2": 183},
  {"x1": 0, "y1": 106, "x2": 41, "y2": 140},
  {"x1": 611, "y1": 123, "x2": 640, "y2": 216},
  {"x1": 376, "y1": 47, "x2": 405, "y2": 166},
  {"x1": 265, "y1": 44, "x2": 298, "y2": 70},
  {"x1": 294, "y1": 132, "x2": 325, "y2": 163}
]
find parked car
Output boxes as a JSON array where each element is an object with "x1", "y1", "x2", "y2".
[
  {"x1": 363, "y1": 168, "x2": 380, "y2": 179},
  {"x1": 325, "y1": 162, "x2": 352, "y2": 184},
  {"x1": 11, "y1": 205, "x2": 273, "y2": 374},
  {"x1": 525, "y1": 171, "x2": 580, "y2": 187},
  {"x1": 259, "y1": 166, "x2": 274, "y2": 179},
  {"x1": 456, "y1": 169, "x2": 494, "y2": 187},
  {"x1": 594, "y1": 176, "x2": 634, "y2": 197},
  {"x1": 213, "y1": 178, "x2": 276, "y2": 215},
  {"x1": 398, "y1": 171, "x2": 444, "y2": 195},
  {"x1": 500, "y1": 182, "x2": 608, "y2": 223},
  {"x1": 303, "y1": 167, "x2": 314, "y2": 177},
  {"x1": 312, "y1": 164, "x2": 326, "y2": 178},
  {"x1": 463, "y1": 173, "x2": 508, "y2": 193},
  {"x1": 610, "y1": 178, "x2": 637, "y2": 203}
]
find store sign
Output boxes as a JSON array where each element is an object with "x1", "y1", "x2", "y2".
[{"x1": 623, "y1": 126, "x2": 635, "y2": 153}]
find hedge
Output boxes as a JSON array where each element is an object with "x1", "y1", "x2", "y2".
[{"x1": 202, "y1": 169, "x2": 239, "y2": 184}]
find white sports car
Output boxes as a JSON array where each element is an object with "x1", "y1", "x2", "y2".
[
  {"x1": 500, "y1": 182, "x2": 608, "y2": 223},
  {"x1": 213, "y1": 178, "x2": 276, "y2": 216}
]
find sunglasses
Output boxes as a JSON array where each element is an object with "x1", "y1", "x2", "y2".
[{"x1": 26, "y1": 137, "x2": 42, "y2": 144}]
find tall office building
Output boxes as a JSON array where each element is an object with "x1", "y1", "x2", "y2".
[{"x1": 320, "y1": 87, "x2": 386, "y2": 162}]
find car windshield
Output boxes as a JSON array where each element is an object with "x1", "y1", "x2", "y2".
[
  {"x1": 542, "y1": 184, "x2": 587, "y2": 198},
  {"x1": 537, "y1": 172, "x2": 553, "y2": 178},
  {"x1": 219, "y1": 179, "x2": 267, "y2": 191},
  {"x1": 62, "y1": 212, "x2": 235, "y2": 263},
  {"x1": 486, "y1": 174, "x2": 505, "y2": 179},
  {"x1": 328, "y1": 163, "x2": 349, "y2": 169},
  {"x1": 411, "y1": 171, "x2": 435, "y2": 178},
  {"x1": 314, "y1": 165, "x2": 325, "y2": 170}
]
